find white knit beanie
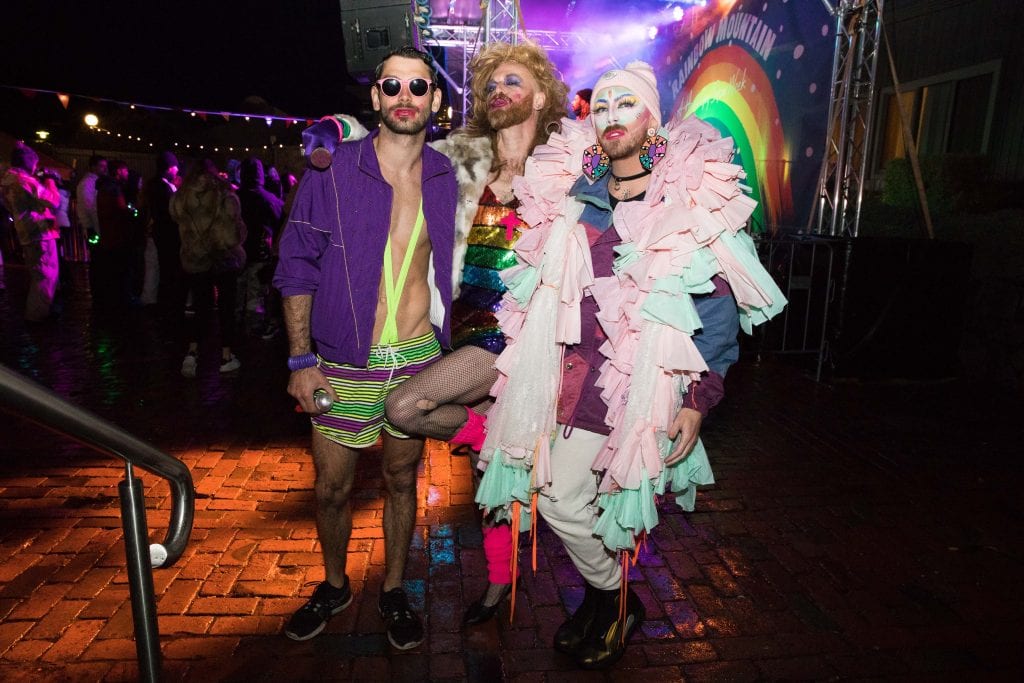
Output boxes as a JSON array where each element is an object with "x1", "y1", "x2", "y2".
[{"x1": 591, "y1": 60, "x2": 662, "y2": 129}]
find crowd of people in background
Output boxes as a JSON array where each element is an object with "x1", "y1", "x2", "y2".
[
  {"x1": 0, "y1": 79, "x2": 589, "y2": 334},
  {"x1": 0, "y1": 141, "x2": 296, "y2": 377}
]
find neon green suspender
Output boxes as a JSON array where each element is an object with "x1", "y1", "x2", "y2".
[{"x1": 379, "y1": 200, "x2": 425, "y2": 345}]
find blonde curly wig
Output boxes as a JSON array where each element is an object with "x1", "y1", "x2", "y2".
[{"x1": 462, "y1": 41, "x2": 569, "y2": 164}]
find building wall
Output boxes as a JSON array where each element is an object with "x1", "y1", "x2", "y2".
[{"x1": 877, "y1": 0, "x2": 1024, "y2": 180}]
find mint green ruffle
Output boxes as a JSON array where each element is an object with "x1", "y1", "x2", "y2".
[
  {"x1": 594, "y1": 467, "x2": 658, "y2": 551},
  {"x1": 641, "y1": 288, "x2": 701, "y2": 333},
  {"x1": 655, "y1": 437, "x2": 714, "y2": 511},
  {"x1": 474, "y1": 452, "x2": 534, "y2": 527},
  {"x1": 503, "y1": 265, "x2": 540, "y2": 306},
  {"x1": 612, "y1": 242, "x2": 642, "y2": 273},
  {"x1": 717, "y1": 230, "x2": 787, "y2": 334},
  {"x1": 593, "y1": 436, "x2": 715, "y2": 551},
  {"x1": 680, "y1": 247, "x2": 721, "y2": 293}
]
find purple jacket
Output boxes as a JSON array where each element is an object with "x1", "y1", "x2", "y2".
[{"x1": 274, "y1": 130, "x2": 457, "y2": 365}]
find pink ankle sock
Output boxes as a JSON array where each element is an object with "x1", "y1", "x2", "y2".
[{"x1": 482, "y1": 523, "x2": 513, "y2": 584}]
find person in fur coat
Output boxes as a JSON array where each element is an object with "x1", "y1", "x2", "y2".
[{"x1": 170, "y1": 159, "x2": 246, "y2": 377}]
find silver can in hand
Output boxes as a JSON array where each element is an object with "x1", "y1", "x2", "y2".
[{"x1": 313, "y1": 389, "x2": 334, "y2": 414}]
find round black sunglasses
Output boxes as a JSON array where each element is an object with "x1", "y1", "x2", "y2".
[{"x1": 375, "y1": 77, "x2": 434, "y2": 98}]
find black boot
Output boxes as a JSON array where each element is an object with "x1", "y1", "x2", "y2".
[
  {"x1": 574, "y1": 586, "x2": 645, "y2": 670},
  {"x1": 553, "y1": 583, "x2": 602, "y2": 655}
]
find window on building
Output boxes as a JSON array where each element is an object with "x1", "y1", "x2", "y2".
[
  {"x1": 874, "y1": 65, "x2": 997, "y2": 174},
  {"x1": 948, "y1": 72, "x2": 994, "y2": 155}
]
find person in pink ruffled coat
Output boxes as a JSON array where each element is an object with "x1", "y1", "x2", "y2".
[{"x1": 475, "y1": 62, "x2": 786, "y2": 669}]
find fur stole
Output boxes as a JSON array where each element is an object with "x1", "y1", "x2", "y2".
[{"x1": 429, "y1": 132, "x2": 493, "y2": 297}]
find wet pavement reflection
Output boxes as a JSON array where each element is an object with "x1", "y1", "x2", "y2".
[{"x1": 1, "y1": 262, "x2": 1022, "y2": 680}]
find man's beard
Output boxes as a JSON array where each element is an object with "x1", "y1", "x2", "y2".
[
  {"x1": 601, "y1": 124, "x2": 648, "y2": 160},
  {"x1": 487, "y1": 94, "x2": 534, "y2": 130},
  {"x1": 380, "y1": 104, "x2": 430, "y2": 135}
]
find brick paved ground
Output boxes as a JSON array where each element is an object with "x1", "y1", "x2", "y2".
[{"x1": 1, "y1": 263, "x2": 1022, "y2": 682}]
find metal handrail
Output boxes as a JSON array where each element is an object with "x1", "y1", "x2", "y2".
[
  {"x1": 0, "y1": 363, "x2": 194, "y2": 566},
  {"x1": 0, "y1": 362, "x2": 195, "y2": 682}
]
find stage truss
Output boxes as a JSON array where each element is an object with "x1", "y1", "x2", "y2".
[
  {"x1": 423, "y1": 1, "x2": 589, "y2": 124},
  {"x1": 812, "y1": 0, "x2": 884, "y2": 237},
  {"x1": 427, "y1": 1, "x2": 881, "y2": 237}
]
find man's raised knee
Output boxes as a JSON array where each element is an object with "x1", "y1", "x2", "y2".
[{"x1": 384, "y1": 391, "x2": 421, "y2": 433}]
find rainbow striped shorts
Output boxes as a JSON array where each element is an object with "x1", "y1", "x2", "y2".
[{"x1": 312, "y1": 331, "x2": 441, "y2": 448}]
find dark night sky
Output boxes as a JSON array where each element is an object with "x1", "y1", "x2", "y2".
[
  {"x1": 3, "y1": 0, "x2": 637, "y2": 115},
  {"x1": 2, "y1": 1, "x2": 358, "y2": 116},
  {"x1": 0, "y1": 0, "x2": 659, "y2": 153}
]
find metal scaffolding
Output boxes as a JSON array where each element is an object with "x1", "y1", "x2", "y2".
[
  {"x1": 812, "y1": 0, "x2": 884, "y2": 237},
  {"x1": 425, "y1": 1, "x2": 588, "y2": 126},
  {"x1": 483, "y1": 0, "x2": 520, "y2": 45},
  {"x1": 426, "y1": 24, "x2": 589, "y2": 52}
]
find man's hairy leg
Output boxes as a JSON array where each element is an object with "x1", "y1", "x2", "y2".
[
  {"x1": 311, "y1": 429, "x2": 360, "y2": 588},
  {"x1": 379, "y1": 433, "x2": 425, "y2": 591}
]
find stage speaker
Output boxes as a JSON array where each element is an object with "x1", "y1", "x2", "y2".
[{"x1": 340, "y1": 0, "x2": 414, "y2": 84}]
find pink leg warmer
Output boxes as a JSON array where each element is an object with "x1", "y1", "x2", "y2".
[
  {"x1": 450, "y1": 407, "x2": 487, "y2": 451},
  {"x1": 482, "y1": 523, "x2": 513, "y2": 584}
]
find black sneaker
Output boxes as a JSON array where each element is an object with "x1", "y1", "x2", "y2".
[
  {"x1": 284, "y1": 578, "x2": 353, "y2": 641},
  {"x1": 378, "y1": 587, "x2": 424, "y2": 650}
]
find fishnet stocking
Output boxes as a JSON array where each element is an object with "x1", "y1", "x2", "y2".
[{"x1": 385, "y1": 345, "x2": 499, "y2": 440}]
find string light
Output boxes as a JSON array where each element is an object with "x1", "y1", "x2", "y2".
[
  {"x1": 4, "y1": 85, "x2": 319, "y2": 128},
  {"x1": 86, "y1": 120, "x2": 303, "y2": 157}
]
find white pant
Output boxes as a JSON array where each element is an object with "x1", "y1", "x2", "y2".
[{"x1": 536, "y1": 426, "x2": 620, "y2": 590}]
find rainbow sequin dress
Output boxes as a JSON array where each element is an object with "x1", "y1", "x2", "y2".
[{"x1": 450, "y1": 186, "x2": 522, "y2": 354}]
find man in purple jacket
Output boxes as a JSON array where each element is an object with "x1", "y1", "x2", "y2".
[{"x1": 273, "y1": 46, "x2": 457, "y2": 650}]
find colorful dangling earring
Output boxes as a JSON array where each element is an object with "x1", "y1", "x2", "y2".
[
  {"x1": 582, "y1": 144, "x2": 610, "y2": 181},
  {"x1": 639, "y1": 127, "x2": 668, "y2": 171}
]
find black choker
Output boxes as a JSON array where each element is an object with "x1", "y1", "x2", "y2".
[
  {"x1": 611, "y1": 168, "x2": 652, "y2": 193},
  {"x1": 611, "y1": 169, "x2": 652, "y2": 183}
]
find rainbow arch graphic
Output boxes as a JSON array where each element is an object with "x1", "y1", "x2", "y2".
[{"x1": 671, "y1": 45, "x2": 794, "y2": 233}]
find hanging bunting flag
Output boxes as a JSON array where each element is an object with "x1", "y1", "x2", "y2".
[
  {"x1": 19, "y1": 89, "x2": 37, "y2": 99},
  {"x1": 197, "y1": 112, "x2": 207, "y2": 121},
  {"x1": 221, "y1": 112, "x2": 231, "y2": 121},
  {"x1": 57, "y1": 93, "x2": 70, "y2": 109},
  {"x1": 285, "y1": 119, "x2": 293, "y2": 128}
]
